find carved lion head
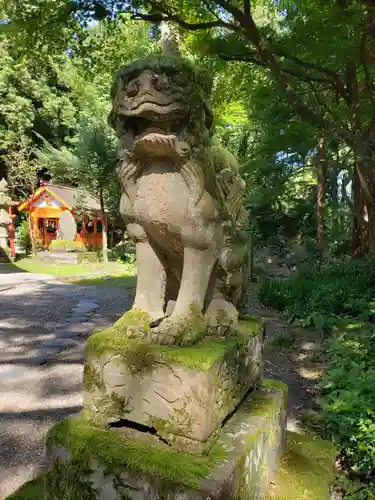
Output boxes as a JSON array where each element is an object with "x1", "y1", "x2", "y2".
[{"x1": 108, "y1": 55, "x2": 213, "y2": 157}]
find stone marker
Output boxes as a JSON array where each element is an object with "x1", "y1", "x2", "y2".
[
  {"x1": 44, "y1": 55, "x2": 287, "y2": 500},
  {"x1": 57, "y1": 210, "x2": 77, "y2": 241},
  {"x1": 0, "y1": 178, "x2": 12, "y2": 262}
]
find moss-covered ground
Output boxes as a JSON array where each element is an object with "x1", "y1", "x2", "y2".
[
  {"x1": 2, "y1": 257, "x2": 135, "y2": 278},
  {"x1": 85, "y1": 315, "x2": 263, "y2": 371},
  {"x1": 265, "y1": 431, "x2": 336, "y2": 500}
]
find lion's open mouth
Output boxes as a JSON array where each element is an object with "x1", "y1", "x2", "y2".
[{"x1": 125, "y1": 116, "x2": 175, "y2": 139}]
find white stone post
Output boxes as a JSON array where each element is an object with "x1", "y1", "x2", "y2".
[{"x1": 0, "y1": 178, "x2": 13, "y2": 261}]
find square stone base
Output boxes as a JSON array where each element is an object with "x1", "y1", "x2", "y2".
[
  {"x1": 45, "y1": 380, "x2": 287, "y2": 500},
  {"x1": 83, "y1": 317, "x2": 264, "y2": 452}
]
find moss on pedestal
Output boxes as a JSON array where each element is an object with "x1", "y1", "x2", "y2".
[
  {"x1": 46, "y1": 415, "x2": 226, "y2": 490},
  {"x1": 85, "y1": 315, "x2": 264, "y2": 372},
  {"x1": 265, "y1": 431, "x2": 337, "y2": 500}
]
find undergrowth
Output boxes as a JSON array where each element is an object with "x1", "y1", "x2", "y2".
[
  {"x1": 321, "y1": 328, "x2": 375, "y2": 498},
  {"x1": 258, "y1": 258, "x2": 375, "y2": 331},
  {"x1": 258, "y1": 257, "x2": 375, "y2": 498}
]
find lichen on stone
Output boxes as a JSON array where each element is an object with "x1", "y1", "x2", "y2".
[
  {"x1": 262, "y1": 378, "x2": 288, "y2": 410},
  {"x1": 83, "y1": 361, "x2": 102, "y2": 392},
  {"x1": 237, "y1": 316, "x2": 265, "y2": 338}
]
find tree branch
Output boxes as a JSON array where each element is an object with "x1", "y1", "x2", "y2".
[
  {"x1": 131, "y1": 11, "x2": 228, "y2": 30},
  {"x1": 130, "y1": 1, "x2": 355, "y2": 145},
  {"x1": 307, "y1": 80, "x2": 345, "y2": 126},
  {"x1": 216, "y1": 50, "x2": 340, "y2": 86},
  {"x1": 244, "y1": 0, "x2": 251, "y2": 19}
]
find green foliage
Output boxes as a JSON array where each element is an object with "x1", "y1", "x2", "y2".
[
  {"x1": 15, "y1": 219, "x2": 31, "y2": 253},
  {"x1": 321, "y1": 329, "x2": 375, "y2": 489},
  {"x1": 258, "y1": 259, "x2": 375, "y2": 330}
]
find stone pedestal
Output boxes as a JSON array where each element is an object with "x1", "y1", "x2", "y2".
[
  {"x1": 83, "y1": 316, "x2": 264, "y2": 452},
  {"x1": 45, "y1": 380, "x2": 287, "y2": 500},
  {"x1": 45, "y1": 313, "x2": 287, "y2": 499}
]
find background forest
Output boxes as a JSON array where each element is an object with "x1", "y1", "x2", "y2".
[{"x1": 2, "y1": 0, "x2": 375, "y2": 497}]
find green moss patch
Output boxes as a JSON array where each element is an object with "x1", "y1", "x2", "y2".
[
  {"x1": 237, "y1": 315, "x2": 264, "y2": 337},
  {"x1": 6, "y1": 476, "x2": 44, "y2": 500},
  {"x1": 263, "y1": 379, "x2": 288, "y2": 409},
  {"x1": 85, "y1": 316, "x2": 263, "y2": 372},
  {"x1": 47, "y1": 415, "x2": 226, "y2": 489},
  {"x1": 265, "y1": 431, "x2": 336, "y2": 500}
]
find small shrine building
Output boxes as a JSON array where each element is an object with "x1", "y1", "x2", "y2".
[{"x1": 17, "y1": 183, "x2": 108, "y2": 250}]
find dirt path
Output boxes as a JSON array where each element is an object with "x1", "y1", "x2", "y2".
[{"x1": 246, "y1": 284, "x2": 325, "y2": 432}]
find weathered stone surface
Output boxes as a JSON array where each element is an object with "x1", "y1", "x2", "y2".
[
  {"x1": 83, "y1": 317, "x2": 263, "y2": 451},
  {"x1": 108, "y1": 55, "x2": 249, "y2": 345},
  {"x1": 45, "y1": 381, "x2": 287, "y2": 500},
  {"x1": 57, "y1": 210, "x2": 77, "y2": 241}
]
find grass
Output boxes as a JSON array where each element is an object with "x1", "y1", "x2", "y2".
[
  {"x1": 75, "y1": 273, "x2": 136, "y2": 286},
  {"x1": 1, "y1": 257, "x2": 136, "y2": 278},
  {"x1": 265, "y1": 431, "x2": 336, "y2": 500},
  {"x1": 6, "y1": 476, "x2": 44, "y2": 499}
]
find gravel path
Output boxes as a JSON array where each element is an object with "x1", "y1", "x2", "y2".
[{"x1": 0, "y1": 270, "x2": 133, "y2": 499}]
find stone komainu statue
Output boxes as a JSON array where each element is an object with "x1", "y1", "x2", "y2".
[{"x1": 109, "y1": 55, "x2": 248, "y2": 344}]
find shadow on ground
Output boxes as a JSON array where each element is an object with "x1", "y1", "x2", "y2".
[{"x1": 0, "y1": 273, "x2": 134, "y2": 497}]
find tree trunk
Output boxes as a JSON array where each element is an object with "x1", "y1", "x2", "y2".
[
  {"x1": 367, "y1": 200, "x2": 375, "y2": 254},
  {"x1": 351, "y1": 160, "x2": 369, "y2": 258},
  {"x1": 99, "y1": 188, "x2": 108, "y2": 264},
  {"x1": 316, "y1": 137, "x2": 326, "y2": 251},
  {"x1": 330, "y1": 147, "x2": 339, "y2": 205}
]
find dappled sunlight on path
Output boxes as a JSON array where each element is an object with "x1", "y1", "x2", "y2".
[{"x1": 0, "y1": 269, "x2": 134, "y2": 498}]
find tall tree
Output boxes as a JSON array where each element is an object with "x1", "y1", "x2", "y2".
[{"x1": 7, "y1": 0, "x2": 374, "y2": 251}]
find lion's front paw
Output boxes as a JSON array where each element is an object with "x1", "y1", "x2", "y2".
[{"x1": 150, "y1": 311, "x2": 206, "y2": 346}]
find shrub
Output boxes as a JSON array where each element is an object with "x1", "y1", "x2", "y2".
[
  {"x1": 111, "y1": 244, "x2": 136, "y2": 264},
  {"x1": 258, "y1": 258, "x2": 375, "y2": 330},
  {"x1": 16, "y1": 219, "x2": 31, "y2": 253},
  {"x1": 321, "y1": 329, "x2": 375, "y2": 487}
]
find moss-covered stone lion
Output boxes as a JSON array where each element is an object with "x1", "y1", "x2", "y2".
[{"x1": 109, "y1": 55, "x2": 248, "y2": 344}]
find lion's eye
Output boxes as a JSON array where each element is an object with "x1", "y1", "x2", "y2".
[
  {"x1": 171, "y1": 72, "x2": 188, "y2": 86},
  {"x1": 126, "y1": 79, "x2": 139, "y2": 97},
  {"x1": 152, "y1": 73, "x2": 169, "y2": 91}
]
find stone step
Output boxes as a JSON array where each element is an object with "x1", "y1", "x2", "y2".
[{"x1": 43, "y1": 380, "x2": 287, "y2": 500}]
